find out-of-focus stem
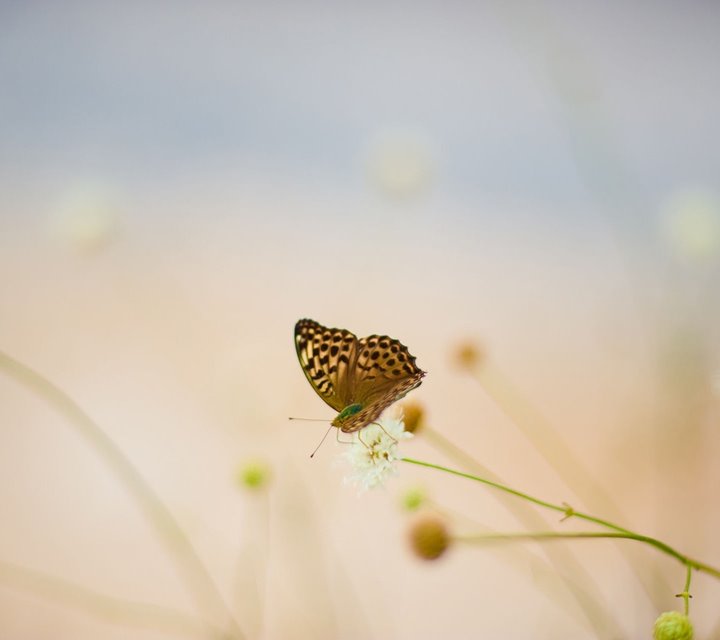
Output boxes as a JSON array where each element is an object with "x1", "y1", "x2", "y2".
[
  {"x1": 471, "y1": 360, "x2": 673, "y2": 600},
  {"x1": 0, "y1": 349, "x2": 245, "y2": 639},
  {"x1": 420, "y1": 425, "x2": 621, "y2": 637},
  {"x1": 473, "y1": 362, "x2": 624, "y2": 518},
  {"x1": 0, "y1": 560, "x2": 215, "y2": 638}
]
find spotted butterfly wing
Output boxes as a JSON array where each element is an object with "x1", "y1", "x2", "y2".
[
  {"x1": 294, "y1": 319, "x2": 357, "y2": 412},
  {"x1": 294, "y1": 319, "x2": 425, "y2": 433}
]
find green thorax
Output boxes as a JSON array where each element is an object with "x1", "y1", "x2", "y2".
[{"x1": 332, "y1": 403, "x2": 363, "y2": 427}]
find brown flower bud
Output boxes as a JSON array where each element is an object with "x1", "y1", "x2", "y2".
[
  {"x1": 452, "y1": 340, "x2": 484, "y2": 371},
  {"x1": 408, "y1": 516, "x2": 450, "y2": 561},
  {"x1": 402, "y1": 401, "x2": 425, "y2": 434}
]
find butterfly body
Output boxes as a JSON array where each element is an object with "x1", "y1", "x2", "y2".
[
  {"x1": 333, "y1": 403, "x2": 363, "y2": 428},
  {"x1": 294, "y1": 319, "x2": 425, "y2": 433}
]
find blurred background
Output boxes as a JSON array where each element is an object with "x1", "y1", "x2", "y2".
[{"x1": 1, "y1": 1, "x2": 719, "y2": 638}]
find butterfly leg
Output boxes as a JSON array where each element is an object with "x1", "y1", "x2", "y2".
[
  {"x1": 372, "y1": 421, "x2": 398, "y2": 444},
  {"x1": 335, "y1": 428, "x2": 355, "y2": 445},
  {"x1": 356, "y1": 429, "x2": 371, "y2": 449}
]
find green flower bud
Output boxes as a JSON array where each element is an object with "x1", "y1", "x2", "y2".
[
  {"x1": 653, "y1": 611, "x2": 693, "y2": 640},
  {"x1": 237, "y1": 460, "x2": 271, "y2": 490},
  {"x1": 400, "y1": 487, "x2": 426, "y2": 512}
]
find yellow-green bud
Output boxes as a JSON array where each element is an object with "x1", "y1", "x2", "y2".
[
  {"x1": 400, "y1": 487, "x2": 426, "y2": 512},
  {"x1": 237, "y1": 460, "x2": 271, "y2": 490},
  {"x1": 653, "y1": 611, "x2": 693, "y2": 640}
]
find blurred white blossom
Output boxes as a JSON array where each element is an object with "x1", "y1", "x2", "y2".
[
  {"x1": 50, "y1": 184, "x2": 120, "y2": 252},
  {"x1": 711, "y1": 370, "x2": 720, "y2": 397},
  {"x1": 342, "y1": 413, "x2": 412, "y2": 491},
  {"x1": 662, "y1": 188, "x2": 720, "y2": 263},
  {"x1": 365, "y1": 130, "x2": 434, "y2": 199}
]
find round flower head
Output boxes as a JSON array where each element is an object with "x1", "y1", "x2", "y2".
[
  {"x1": 408, "y1": 516, "x2": 450, "y2": 561},
  {"x1": 342, "y1": 412, "x2": 412, "y2": 491},
  {"x1": 653, "y1": 611, "x2": 693, "y2": 640},
  {"x1": 452, "y1": 340, "x2": 484, "y2": 372},
  {"x1": 401, "y1": 401, "x2": 425, "y2": 434}
]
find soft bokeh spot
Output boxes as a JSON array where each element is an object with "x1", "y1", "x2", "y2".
[
  {"x1": 662, "y1": 188, "x2": 720, "y2": 264},
  {"x1": 365, "y1": 129, "x2": 434, "y2": 199},
  {"x1": 711, "y1": 370, "x2": 720, "y2": 397},
  {"x1": 49, "y1": 183, "x2": 120, "y2": 253},
  {"x1": 400, "y1": 486, "x2": 427, "y2": 512},
  {"x1": 237, "y1": 459, "x2": 272, "y2": 491}
]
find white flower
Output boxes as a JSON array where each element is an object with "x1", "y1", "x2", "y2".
[
  {"x1": 662, "y1": 188, "x2": 720, "y2": 263},
  {"x1": 342, "y1": 412, "x2": 413, "y2": 491},
  {"x1": 365, "y1": 129, "x2": 434, "y2": 199},
  {"x1": 712, "y1": 370, "x2": 720, "y2": 397},
  {"x1": 49, "y1": 183, "x2": 120, "y2": 253}
]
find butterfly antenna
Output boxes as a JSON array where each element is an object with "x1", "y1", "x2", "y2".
[
  {"x1": 288, "y1": 417, "x2": 329, "y2": 422},
  {"x1": 310, "y1": 424, "x2": 334, "y2": 458}
]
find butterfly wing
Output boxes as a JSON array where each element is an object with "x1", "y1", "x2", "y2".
[
  {"x1": 336, "y1": 371, "x2": 425, "y2": 433},
  {"x1": 294, "y1": 319, "x2": 358, "y2": 412},
  {"x1": 338, "y1": 333, "x2": 425, "y2": 433}
]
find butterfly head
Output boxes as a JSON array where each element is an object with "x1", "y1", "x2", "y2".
[{"x1": 332, "y1": 403, "x2": 363, "y2": 429}]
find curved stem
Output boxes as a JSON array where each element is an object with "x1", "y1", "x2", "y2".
[
  {"x1": 421, "y1": 425, "x2": 624, "y2": 637},
  {"x1": 456, "y1": 531, "x2": 685, "y2": 562},
  {"x1": 402, "y1": 457, "x2": 720, "y2": 580},
  {"x1": 0, "y1": 349, "x2": 245, "y2": 639},
  {"x1": 0, "y1": 560, "x2": 216, "y2": 638}
]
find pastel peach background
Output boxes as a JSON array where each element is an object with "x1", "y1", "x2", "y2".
[{"x1": 1, "y1": 2, "x2": 719, "y2": 639}]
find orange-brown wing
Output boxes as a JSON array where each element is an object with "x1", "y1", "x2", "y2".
[
  {"x1": 338, "y1": 333, "x2": 425, "y2": 432},
  {"x1": 337, "y1": 370, "x2": 425, "y2": 433},
  {"x1": 294, "y1": 319, "x2": 357, "y2": 411}
]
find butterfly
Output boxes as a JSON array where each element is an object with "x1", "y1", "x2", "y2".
[{"x1": 294, "y1": 319, "x2": 426, "y2": 433}]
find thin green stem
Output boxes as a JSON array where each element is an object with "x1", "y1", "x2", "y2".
[
  {"x1": 465, "y1": 362, "x2": 672, "y2": 605},
  {"x1": 404, "y1": 456, "x2": 559, "y2": 511},
  {"x1": 422, "y1": 426, "x2": 497, "y2": 479},
  {"x1": 402, "y1": 457, "x2": 720, "y2": 580},
  {"x1": 677, "y1": 563, "x2": 693, "y2": 615},
  {"x1": 0, "y1": 349, "x2": 245, "y2": 639},
  {"x1": 455, "y1": 531, "x2": 684, "y2": 562},
  {"x1": 421, "y1": 425, "x2": 622, "y2": 637},
  {"x1": 418, "y1": 431, "x2": 631, "y2": 531}
]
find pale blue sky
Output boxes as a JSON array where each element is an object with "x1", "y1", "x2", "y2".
[{"x1": 1, "y1": 1, "x2": 718, "y2": 209}]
